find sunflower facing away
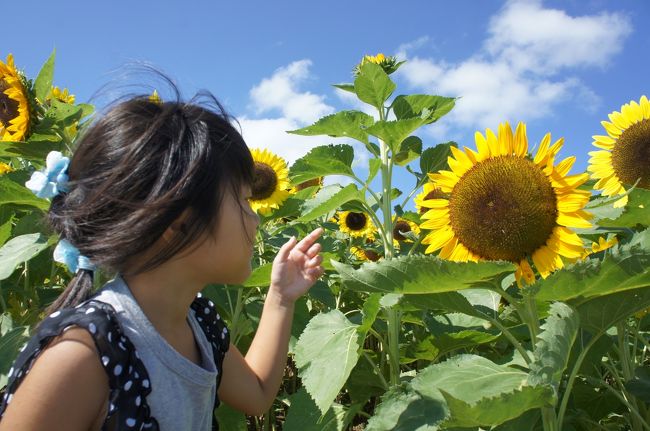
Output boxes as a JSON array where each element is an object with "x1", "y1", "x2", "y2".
[
  {"x1": 336, "y1": 211, "x2": 377, "y2": 239},
  {"x1": 289, "y1": 176, "x2": 323, "y2": 195},
  {"x1": 0, "y1": 54, "x2": 30, "y2": 142},
  {"x1": 588, "y1": 95, "x2": 650, "y2": 208},
  {"x1": 392, "y1": 216, "x2": 421, "y2": 246},
  {"x1": 420, "y1": 122, "x2": 592, "y2": 286},
  {"x1": 249, "y1": 148, "x2": 291, "y2": 215},
  {"x1": 350, "y1": 246, "x2": 381, "y2": 262}
]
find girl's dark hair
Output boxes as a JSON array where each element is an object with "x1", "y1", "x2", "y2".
[{"x1": 43, "y1": 86, "x2": 254, "y2": 316}]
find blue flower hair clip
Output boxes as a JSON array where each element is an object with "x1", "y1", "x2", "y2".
[
  {"x1": 54, "y1": 239, "x2": 96, "y2": 274},
  {"x1": 25, "y1": 151, "x2": 70, "y2": 199}
]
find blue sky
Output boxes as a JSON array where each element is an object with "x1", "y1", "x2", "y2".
[{"x1": 6, "y1": 0, "x2": 649, "y2": 210}]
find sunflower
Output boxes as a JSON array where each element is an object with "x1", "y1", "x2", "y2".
[
  {"x1": 336, "y1": 210, "x2": 376, "y2": 239},
  {"x1": 350, "y1": 246, "x2": 381, "y2": 262},
  {"x1": 354, "y1": 53, "x2": 400, "y2": 75},
  {"x1": 579, "y1": 236, "x2": 618, "y2": 260},
  {"x1": 421, "y1": 122, "x2": 592, "y2": 286},
  {"x1": 0, "y1": 54, "x2": 30, "y2": 142},
  {"x1": 249, "y1": 148, "x2": 291, "y2": 215},
  {"x1": 0, "y1": 162, "x2": 13, "y2": 175},
  {"x1": 289, "y1": 176, "x2": 323, "y2": 195},
  {"x1": 392, "y1": 216, "x2": 420, "y2": 247},
  {"x1": 48, "y1": 86, "x2": 75, "y2": 104},
  {"x1": 588, "y1": 96, "x2": 650, "y2": 208},
  {"x1": 149, "y1": 90, "x2": 162, "y2": 105},
  {"x1": 414, "y1": 182, "x2": 447, "y2": 215}
]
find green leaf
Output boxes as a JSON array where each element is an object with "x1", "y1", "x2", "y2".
[
  {"x1": 625, "y1": 367, "x2": 650, "y2": 403},
  {"x1": 353, "y1": 62, "x2": 395, "y2": 110},
  {"x1": 0, "y1": 233, "x2": 50, "y2": 281},
  {"x1": 0, "y1": 177, "x2": 49, "y2": 210},
  {"x1": 0, "y1": 139, "x2": 64, "y2": 161},
  {"x1": 287, "y1": 111, "x2": 374, "y2": 145},
  {"x1": 298, "y1": 184, "x2": 360, "y2": 222},
  {"x1": 214, "y1": 403, "x2": 248, "y2": 431},
  {"x1": 405, "y1": 291, "x2": 481, "y2": 317},
  {"x1": 391, "y1": 95, "x2": 455, "y2": 124},
  {"x1": 366, "y1": 383, "x2": 448, "y2": 431},
  {"x1": 0, "y1": 321, "x2": 29, "y2": 386},
  {"x1": 367, "y1": 158, "x2": 381, "y2": 184},
  {"x1": 527, "y1": 302, "x2": 580, "y2": 390},
  {"x1": 577, "y1": 287, "x2": 650, "y2": 335},
  {"x1": 571, "y1": 378, "x2": 622, "y2": 421},
  {"x1": 332, "y1": 83, "x2": 356, "y2": 93},
  {"x1": 345, "y1": 353, "x2": 386, "y2": 404},
  {"x1": 284, "y1": 388, "x2": 360, "y2": 431},
  {"x1": 243, "y1": 263, "x2": 272, "y2": 287},
  {"x1": 365, "y1": 118, "x2": 428, "y2": 153},
  {"x1": 294, "y1": 310, "x2": 362, "y2": 414},
  {"x1": 596, "y1": 187, "x2": 650, "y2": 227},
  {"x1": 46, "y1": 99, "x2": 83, "y2": 125},
  {"x1": 33, "y1": 49, "x2": 56, "y2": 102},
  {"x1": 332, "y1": 254, "x2": 515, "y2": 295},
  {"x1": 289, "y1": 144, "x2": 355, "y2": 184},
  {"x1": 394, "y1": 136, "x2": 422, "y2": 166},
  {"x1": 420, "y1": 142, "x2": 455, "y2": 174},
  {"x1": 535, "y1": 229, "x2": 650, "y2": 303},
  {"x1": 358, "y1": 293, "x2": 381, "y2": 336}
]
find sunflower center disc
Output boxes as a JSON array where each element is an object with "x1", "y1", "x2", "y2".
[
  {"x1": 251, "y1": 162, "x2": 278, "y2": 200},
  {"x1": 448, "y1": 156, "x2": 558, "y2": 262},
  {"x1": 345, "y1": 212, "x2": 367, "y2": 231},
  {"x1": 0, "y1": 82, "x2": 19, "y2": 127},
  {"x1": 612, "y1": 119, "x2": 650, "y2": 188},
  {"x1": 393, "y1": 220, "x2": 411, "y2": 241}
]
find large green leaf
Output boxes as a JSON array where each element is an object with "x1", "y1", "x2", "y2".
[
  {"x1": 394, "y1": 136, "x2": 422, "y2": 166},
  {"x1": 391, "y1": 95, "x2": 455, "y2": 124},
  {"x1": 365, "y1": 118, "x2": 429, "y2": 153},
  {"x1": 366, "y1": 383, "x2": 447, "y2": 431},
  {"x1": 332, "y1": 254, "x2": 515, "y2": 295},
  {"x1": 353, "y1": 62, "x2": 395, "y2": 110},
  {"x1": 536, "y1": 229, "x2": 650, "y2": 303},
  {"x1": 294, "y1": 310, "x2": 362, "y2": 414},
  {"x1": 289, "y1": 144, "x2": 355, "y2": 184},
  {"x1": 404, "y1": 291, "x2": 481, "y2": 317},
  {"x1": 0, "y1": 233, "x2": 50, "y2": 281},
  {"x1": 33, "y1": 49, "x2": 56, "y2": 102},
  {"x1": 298, "y1": 184, "x2": 360, "y2": 222},
  {"x1": 0, "y1": 316, "x2": 29, "y2": 387},
  {"x1": 625, "y1": 367, "x2": 650, "y2": 403},
  {"x1": 45, "y1": 99, "x2": 83, "y2": 125},
  {"x1": 287, "y1": 111, "x2": 374, "y2": 145},
  {"x1": 0, "y1": 177, "x2": 49, "y2": 210},
  {"x1": 420, "y1": 142, "x2": 455, "y2": 174},
  {"x1": 283, "y1": 388, "x2": 360, "y2": 431},
  {"x1": 242, "y1": 263, "x2": 272, "y2": 287},
  {"x1": 527, "y1": 302, "x2": 579, "y2": 391},
  {"x1": 577, "y1": 287, "x2": 650, "y2": 335},
  {"x1": 596, "y1": 187, "x2": 650, "y2": 227},
  {"x1": 0, "y1": 139, "x2": 64, "y2": 161}
]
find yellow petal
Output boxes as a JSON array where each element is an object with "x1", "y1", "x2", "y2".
[
  {"x1": 486, "y1": 128, "x2": 500, "y2": 157},
  {"x1": 534, "y1": 133, "x2": 551, "y2": 166},
  {"x1": 514, "y1": 122, "x2": 528, "y2": 156},
  {"x1": 498, "y1": 122, "x2": 514, "y2": 155},
  {"x1": 601, "y1": 120, "x2": 621, "y2": 138},
  {"x1": 475, "y1": 131, "x2": 490, "y2": 159},
  {"x1": 422, "y1": 228, "x2": 454, "y2": 252},
  {"x1": 556, "y1": 211, "x2": 593, "y2": 229}
]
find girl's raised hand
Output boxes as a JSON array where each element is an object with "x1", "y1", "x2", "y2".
[{"x1": 269, "y1": 228, "x2": 325, "y2": 305}]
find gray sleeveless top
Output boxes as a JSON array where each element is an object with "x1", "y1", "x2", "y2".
[{"x1": 91, "y1": 275, "x2": 219, "y2": 430}]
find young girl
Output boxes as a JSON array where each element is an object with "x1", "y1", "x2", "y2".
[{"x1": 0, "y1": 90, "x2": 324, "y2": 430}]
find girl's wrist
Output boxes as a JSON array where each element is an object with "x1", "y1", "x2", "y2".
[{"x1": 266, "y1": 285, "x2": 295, "y2": 309}]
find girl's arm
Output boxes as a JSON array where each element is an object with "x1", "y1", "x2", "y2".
[
  {"x1": 0, "y1": 328, "x2": 109, "y2": 431},
  {"x1": 218, "y1": 228, "x2": 324, "y2": 416}
]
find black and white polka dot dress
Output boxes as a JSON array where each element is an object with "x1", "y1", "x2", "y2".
[{"x1": 0, "y1": 283, "x2": 230, "y2": 431}]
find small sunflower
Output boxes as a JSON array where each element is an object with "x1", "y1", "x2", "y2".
[
  {"x1": 0, "y1": 54, "x2": 30, "y2": 142},
  {"x1": 289, "y1": 176, "x2": 323, "y2": 195},
  {"x1": 350, "y1": 246, "x2": 381, "y2": 262},
  {"x1": 579, "y1": 236, "x2": 618, "y2": 260},
  {"x1": 422, "y1": 122, "x2": 592, "y2": 286},
  {"x1": 354, "y1": 53, "x2": 401, "y2": 75},
  {"x1": 414, "y1": 182, "x2": 447, "y2": 215},
  {"x1": 249, "y1": 148, "x2": 291, "y2": 215},
  {"x1": 0, "y1": 162, "x2": 14, "y2": 175},
  {"x1": 149, "y1": 90, "x2": 162, "y2": 105},
  {"x1": 588, "y1": 96, "x2": 650, "y2": 208},
  {"x1": 48, "y1": 86, "x2": 75, "y2": 104},
  {"x1": 392, "y1": 216, "x2": 420, "y2": 246},
  {"x1": 336, "y1": 210, "x2": 377, "y2": 239}
]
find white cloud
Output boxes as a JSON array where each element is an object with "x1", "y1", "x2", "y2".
[
  {"x1": 249, "y1": 60, "x2": 335, "y2": 124},
  {"x1": 395, "y1": 0, "x2": 631, "y2": 131}
]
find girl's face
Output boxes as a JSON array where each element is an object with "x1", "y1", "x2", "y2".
[{"x1": 187, "y1": 183, "x2": 259, "y2": 285}]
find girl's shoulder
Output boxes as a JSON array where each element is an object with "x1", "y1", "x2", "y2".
[{"x1": 0, "y1": 299, "x2": 161, "y2": 430}]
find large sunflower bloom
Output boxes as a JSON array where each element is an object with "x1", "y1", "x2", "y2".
[
  {"x1": 249, "y1": 148, "x2": 291, "y2": 215},
  {"x1": 0, "y1": 54, "x2": 30, "y2": 142},
  {"x1": 336, "y1": 210, "x2": 376, "y2": 239},
  {"x1": 422, "y1": 122, "x2": 592, "y2": 286},
  {"x1": 588, "y1": 95, "x2": 650, "y2": 208}
]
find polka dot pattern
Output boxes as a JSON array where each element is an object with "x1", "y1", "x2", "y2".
[{"x1": 0, "y1": 295, "x2": 230, "y2": 430}]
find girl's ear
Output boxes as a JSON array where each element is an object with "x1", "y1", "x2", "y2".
[{"x1": 162, "y1": 210, "x2": 190, "y2": 242}]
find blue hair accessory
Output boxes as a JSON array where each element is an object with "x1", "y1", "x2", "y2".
[
  {"x1": 53, "y1": 239, "x2": 97, "y2": 274},
  {"x1": 24, "y1": 151, "x2": 70, "y2": 199}
]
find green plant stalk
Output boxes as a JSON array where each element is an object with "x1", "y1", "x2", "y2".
[
  {"x1": 0, "y1": 281, "x2": 7, "y2": 312},
  {"x1": 480, "y1": 313, "x2": 532, "y2": 365},
  {"x1": 616, "y1": 323, "x2": 645, "y2": 431},
  {"x1": 584, "y1": 375, "x2": 650, "y2": 431},
  {"x1": 363, "y1": 351, "x2": 389, "y2": 390}
]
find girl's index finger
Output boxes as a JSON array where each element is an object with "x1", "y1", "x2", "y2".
[{"x1": 295, "y1": 228, "x2": 324, "y2": 253}]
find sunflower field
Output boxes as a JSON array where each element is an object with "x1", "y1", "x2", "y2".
[{"x1": 1, "y1": 50, "x2": 650, "y2": 430}]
